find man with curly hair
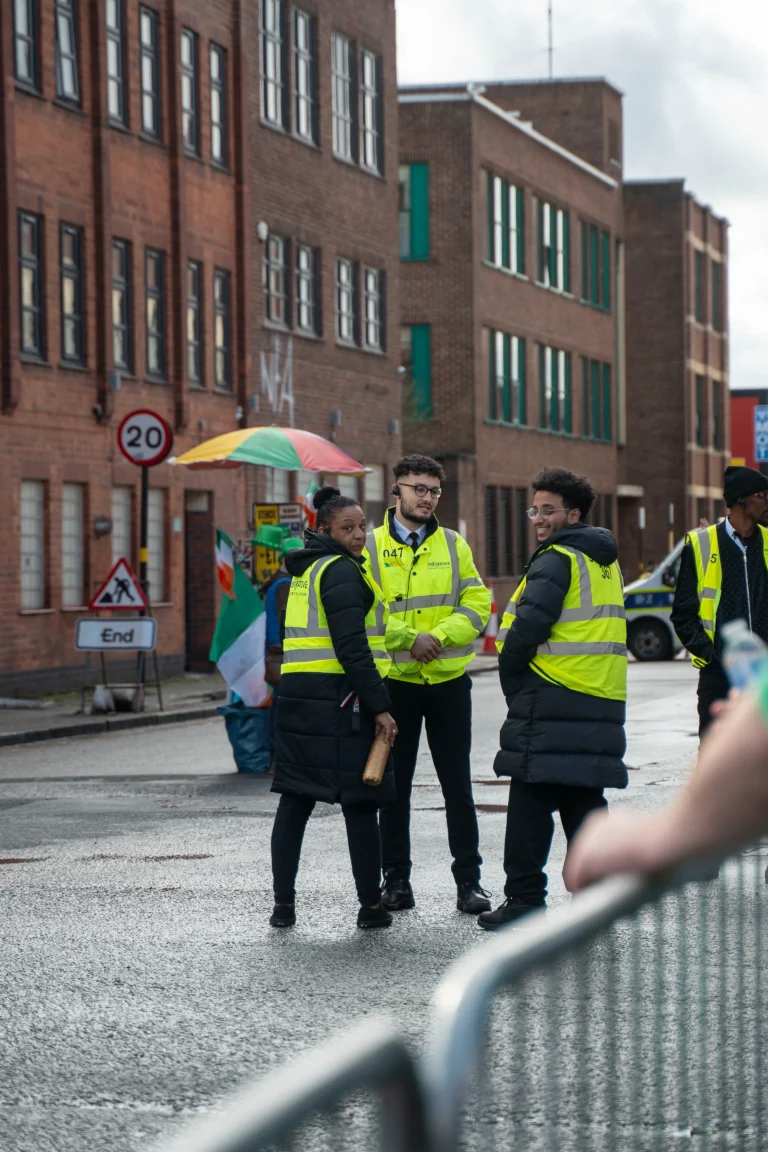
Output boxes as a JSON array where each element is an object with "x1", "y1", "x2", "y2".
[{"x1": 478, "y1": 467, "x2": 628, "y2": 930}]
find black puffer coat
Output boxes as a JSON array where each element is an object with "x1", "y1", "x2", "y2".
[
  {"x1": 272, "y1": 531, "x2": 395, "y2": 807},
  {"x1": 494, "y1": 524, "x2": 628, "y2": 790}
]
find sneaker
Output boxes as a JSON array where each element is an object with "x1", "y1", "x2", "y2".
[
  {"x1": 269, "y1": 902, "x2": 296, "y2": 927},
  {"x1": 381, "y1": 877, "x2": 415, "y2": 911},
  {"x1": 477, "y1": 897, "x2": 544, "y2": 931},
  {"x1": 357, "y1": 904, "x2": 393, "y2": 930},
  {"x1": 457, "y1": 883, "x2": 492, "y2": 914}
]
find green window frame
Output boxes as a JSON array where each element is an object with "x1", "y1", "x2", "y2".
[
  {"x1": 516, "y1": 336, "x2": 526, "y2": 425},
  {"x1": 402, "y1": 323, "x2": 431, "y2": 419},
  {"x1": 694, "y1": 249, "x2": 705, "y2": 322},
  {"x1": 399, "y1": 163, "x2": 429, "y2": 261},
  {"x1": 600, "y1": 231, "x2": 611, "y2": 312},
  {"x1": 589, "y1": 225, "x2": 599, "y2": 306},
  {"x1": 602, "y1": 362, "x2": 612, "y2": 442},
  {"x1": 580, "y1": 223, "x2": 589, "y2": 302},
  {"x1": 562, "y1": 211, "x2": 570, "y2": 293},
  {"x1": 591, "y1": 360, "x2": 600, "y2": 438},
  {"x1": 712, "y1": 261, "x2": 723, "y2": 332},
  {"x1": 512, "y1": 185, "x2": 525, "y2": 274},
  {"x1": 489, "y1": 330, "x2": 526, "y2": 425},
  {"x1": 581, "y1": 356, "x2": 590, "y2": 435},
  {"x1": 488, "y1": 174, "x2": 524, "y2": 273},
  {"x1": 538, "y1": 343, "x2": 547, "y2": 429},
  {"x1": 563, "y1": 351, "x2": 572, "y2": 433}
]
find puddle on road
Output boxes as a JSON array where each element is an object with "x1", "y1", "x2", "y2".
[{"x1": 0, "y1": 856, "x2": 48, "y2": 864}]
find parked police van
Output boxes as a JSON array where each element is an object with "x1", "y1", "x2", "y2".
[{"x1": 623, "y1": 539, "x2": 686, "y2": 661}]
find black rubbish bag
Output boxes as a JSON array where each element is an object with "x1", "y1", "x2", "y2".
[{"x1": 218, "y1": 703, "x2": 273, "y2": 773}]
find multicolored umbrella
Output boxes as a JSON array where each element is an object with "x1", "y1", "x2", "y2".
[{"x1": 171, "y1": 426, "x2": 368, "y2": 474}]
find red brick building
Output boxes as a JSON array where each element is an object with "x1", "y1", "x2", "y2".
[
  {"x1": 0, "y1": 0, "x2": 400, "y2": 694},
  {"x1": 398, "y1": 79, "x2": 624, "y2": 606},
  {"x1": 620, "y1": 181, "x2": 729, "y2": 574}
]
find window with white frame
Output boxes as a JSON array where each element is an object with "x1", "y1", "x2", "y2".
[
  {"x1": 106, "y1": 0, "x2": 126, "y2": 123},
  {"x1": 336, "y1": 475, "x2": 358, "y2": 499},
  {"x1": 263, "y1": 234, "x2": 289, "y2": 325},
  {"x1": 331, "y1": 33, "x2": 354, "y2": 161},
  {"x1": 265, "y1": 467, "x2": 290, "y2": 504},
  {"x1": 364, "y1": 464, "x2": 385, "y2": 525},
  {"x1": 260, "y1": 0, "x2": 285, "y2": 128},
  {"x1": 293, "y1": 8, "x2": 316, "y2": 144},
  {"x1": 487, "y1": 173, "x2": 524, "y2": 274},
  {"x1": 111, "y1": 485, "x2": 132, "y2": 565},
  {"x1": 61, "y1": 482, "x2": 85, "y2": 607},
  {"x1": 186, "y1": 261, "x2": 202, "y2": 384},
  {"x1": 140, "y1": 7, "x2": 160, "y2": 138},
  {"x1": 363, "y1": 267, "x2": 383, "y2": 351},
  {"x1": 180, "y1": 28, "x2": 199, "y2": 154},
  {"x1": 360, "y1": 49, "x2": 381, "y2": 173},
  {"x1": 20, "y1": 480, "x2": 46, "y2": 610},
  {"x1": 210, "y1": 44, "x2": 227, "y2": 165},
  {"x1": 296, "y1": 244, "x2": 319, "y2": 335},
  {"x1": 538, "y1": 200, "x2": 569, "y2": 292},
  {"x1": 538, "y1": 344, "x2": 572, "y2": 433},
  {"x1": 55, "y1": 0, "x2": 79, "y2": 103},
  {"x1": 147, "y1": 488, "x2": 165, "y2": 601},
  {"x1": 335, "y1": 257, "x2": 356, "y2": 344},
  {"x1": 14, "y1": 0, "x2": 39, "y2": 88}
]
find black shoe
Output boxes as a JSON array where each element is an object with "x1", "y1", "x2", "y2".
[
  {"x1": 457, "y1": 883, "x2": 492, "y2": 914},
  {"x1": 269, "y1": 902, "x2": 295, "y2": 927},
  {"x1": 381, "y1": 877, "x2": 415, "y2": 911},
  {"x1": 357, "y1": 904, "x2": 393, "y2": 930},
  {"x1": 477, "y1": 897, "x2": 544, "y2": 931}
]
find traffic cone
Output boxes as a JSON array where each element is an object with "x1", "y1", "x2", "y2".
[{"x1": 482, "y1": 582, "x2": 499, "y2": 654}]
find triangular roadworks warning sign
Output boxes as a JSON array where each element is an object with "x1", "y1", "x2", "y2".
[{"x1": 88, "y1": 559, "x2": 148, "y2": 611}]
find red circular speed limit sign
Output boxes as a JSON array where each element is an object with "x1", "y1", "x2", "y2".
[{"x1": 117, "y1": 410, "x2": 173, "y2": 467}]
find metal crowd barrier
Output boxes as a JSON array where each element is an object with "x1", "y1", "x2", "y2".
[
  {"x1": 424, "y1": 850, "x2": 767, "y2": 1151},
  {"x1": 156, "y1": 850, "x2": 766, "y2": 1152}
]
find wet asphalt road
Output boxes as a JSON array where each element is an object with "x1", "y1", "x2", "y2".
[{"x1": 0, "y1": 662, "x2": 701, "y2": 1151}]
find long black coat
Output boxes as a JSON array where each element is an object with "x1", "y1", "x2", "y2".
[
  {"x1": 494, "y1": 524, "x2": 628, "y2": 791},
  {"x1": 272, "y1": 531, "x2": 395, "y2": 807}
]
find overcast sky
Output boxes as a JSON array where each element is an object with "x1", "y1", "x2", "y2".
[{"x1": 397, "y1": 0, "x2": 768, "y2": 391}]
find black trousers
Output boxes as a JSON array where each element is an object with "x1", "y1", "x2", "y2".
[
  {"x1": 697, "y1": 663, "x2": 730, "y2": 739},
  {"x1": 380, "y1": 673, "x2": 482, "y2": 886},
  {"x1": 503, "y1": 779, "x2": 607, "y2": 902},
  {"x1": 271, "y1": 793, "x2": 382, "y2": 906}
]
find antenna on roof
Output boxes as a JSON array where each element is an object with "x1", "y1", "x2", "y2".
[{"x1": 548, "y1": 0, "x2": 554, "y2": 80}]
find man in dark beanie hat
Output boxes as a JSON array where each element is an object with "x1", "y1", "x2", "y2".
[{"x1": 672, "y1": 465, "x2": 768, "y2": 736}]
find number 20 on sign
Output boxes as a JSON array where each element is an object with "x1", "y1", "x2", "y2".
[{"x1": 117, "y1": 409, "x2": 173, "y2": 467}]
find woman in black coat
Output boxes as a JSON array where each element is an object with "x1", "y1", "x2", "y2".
[{"x1": 270, "y1": 485, "x2": 398, "y2": 931}]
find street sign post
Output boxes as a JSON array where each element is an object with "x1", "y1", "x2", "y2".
[
  {"x1": 115, "y1": 409, "x2": 174, "y2": 707},
  {"x1": 754, "y1": 406, "x2": 768, "y2": 463},
  {"x1": 75, "y1": 618, "x2": 157, "y2": 652}
]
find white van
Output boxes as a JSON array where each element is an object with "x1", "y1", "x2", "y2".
[{"x1": 624, "y1": 539, "x2": 686, "y2": 661}]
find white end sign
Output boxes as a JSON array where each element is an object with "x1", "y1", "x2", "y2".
[{"x1": 75, "y1": 618, "x2": 157, "y2": 651}]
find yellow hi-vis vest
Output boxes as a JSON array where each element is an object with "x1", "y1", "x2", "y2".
[
  {"x1": 686, "y1": 523, "x2": 768, "y2": 668},
  {"x1": 282, "y1": 555, "x2": 391, "y2": 678},
  {"x1": 496, "y1": 544, "x2": 627, "y2": 701},
  {"x1": 364, "y1": 515, "x2": 490, "y2": 684}
]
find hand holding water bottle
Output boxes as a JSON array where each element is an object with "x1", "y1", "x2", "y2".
[{"x1": 721, "y1": 619, "x2": 768, "y2": 692}]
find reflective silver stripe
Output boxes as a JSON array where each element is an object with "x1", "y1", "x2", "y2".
[
  {"x1": 460, "y1": 576, "x2": 484, "y2": 591},
  {"x1": 699, "y1": 587, "x2": 718, "y2": 601},
  {"x1": 389, "y1": 593, "x2": 455, "y2": 612},
  {"x1": 697, "y1": 526, "x2": 712, "y2": 572},
  {"x1": 497, "y1": 627, "x2": 509, "y2": 644},
  {"x1": 555, "y1": 546, "x2": 593, "y2": 608},
  {"x1": 439, "y1": 645, "x2": 475, "y2": 659},
  {"x1": 369, "y1": 650, "x2": 389, "y2": 663},
  {"x1": 365, "y1": 532, "x2": 383, "y2": 586},
  {"x1": 537, "y1": 641, "x2": 627, "y2": 657},
  {"x1": 503, "y1": 598, "x2": 517, "y2": 619},
  {"x1": 559, "y1": 604, "x2": 626, "y2": 622},
  {"x1": 444, "y1": 529, "x2": 461, "y2": 604},
  {"x1": 454, "y1": 605, "x2": 485, "y2": 631},
  {"x1": 284, "y1": 625, "x2": 329, "y2": 639},
  {"x1": 283, "y1": 647, "x2": 339, "y2": 664}
]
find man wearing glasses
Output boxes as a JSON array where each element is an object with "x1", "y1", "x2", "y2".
[
  {"x1": 478, "y1": 467, "x2": 628, "y2": 930},
  {"x1": 672, "y1": 465, "x2": 768, "y2": 738},
  {"x1": 364, "y1": 454, "x2": 492, "y2": 915}
]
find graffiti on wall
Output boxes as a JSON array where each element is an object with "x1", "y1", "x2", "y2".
[{"x1": 260, "y1": 334, "x2": 295, "y2": 426}]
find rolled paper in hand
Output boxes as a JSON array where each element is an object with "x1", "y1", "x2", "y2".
[{"x1": 362, "y1": 726, "x2": 391, "y2": 786}]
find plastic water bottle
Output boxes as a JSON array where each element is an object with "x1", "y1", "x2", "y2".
[{"x1": 721, "y1": 619, "x2": 768, "y2": 691}]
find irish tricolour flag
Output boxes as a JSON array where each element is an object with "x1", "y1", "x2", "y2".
[
  {"x1": 209, "y1": 530, "x2": 269, "y2": 706},
  {"x1": 215, "y1": 528, "x2": 235, "y2": 598}
]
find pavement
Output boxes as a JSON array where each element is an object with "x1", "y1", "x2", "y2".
[
  {"x1": 0, "y1": 654, "x2": 501, "y2": 748},
  {"x1": 0, "y1": 660, "x2": 706, "y2": 1152}
]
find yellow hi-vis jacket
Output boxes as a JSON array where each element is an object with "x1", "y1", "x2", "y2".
[
  {"x1": 364, "y1": 512, "x2": 491, "y2": 684},
  {"x1": 497, "y1": 544, "x2": 627, "y2": 700},
  {"x1": 686, "y1": 523, "x2": 768, "y2": 668},
  {"x1": 282, "y1": 555, "x2": 391, "y2": 678}
]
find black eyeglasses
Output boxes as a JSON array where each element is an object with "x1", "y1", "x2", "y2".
[{"x1": 398, "y1": 482, "x2": 442, "y2": 500}]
